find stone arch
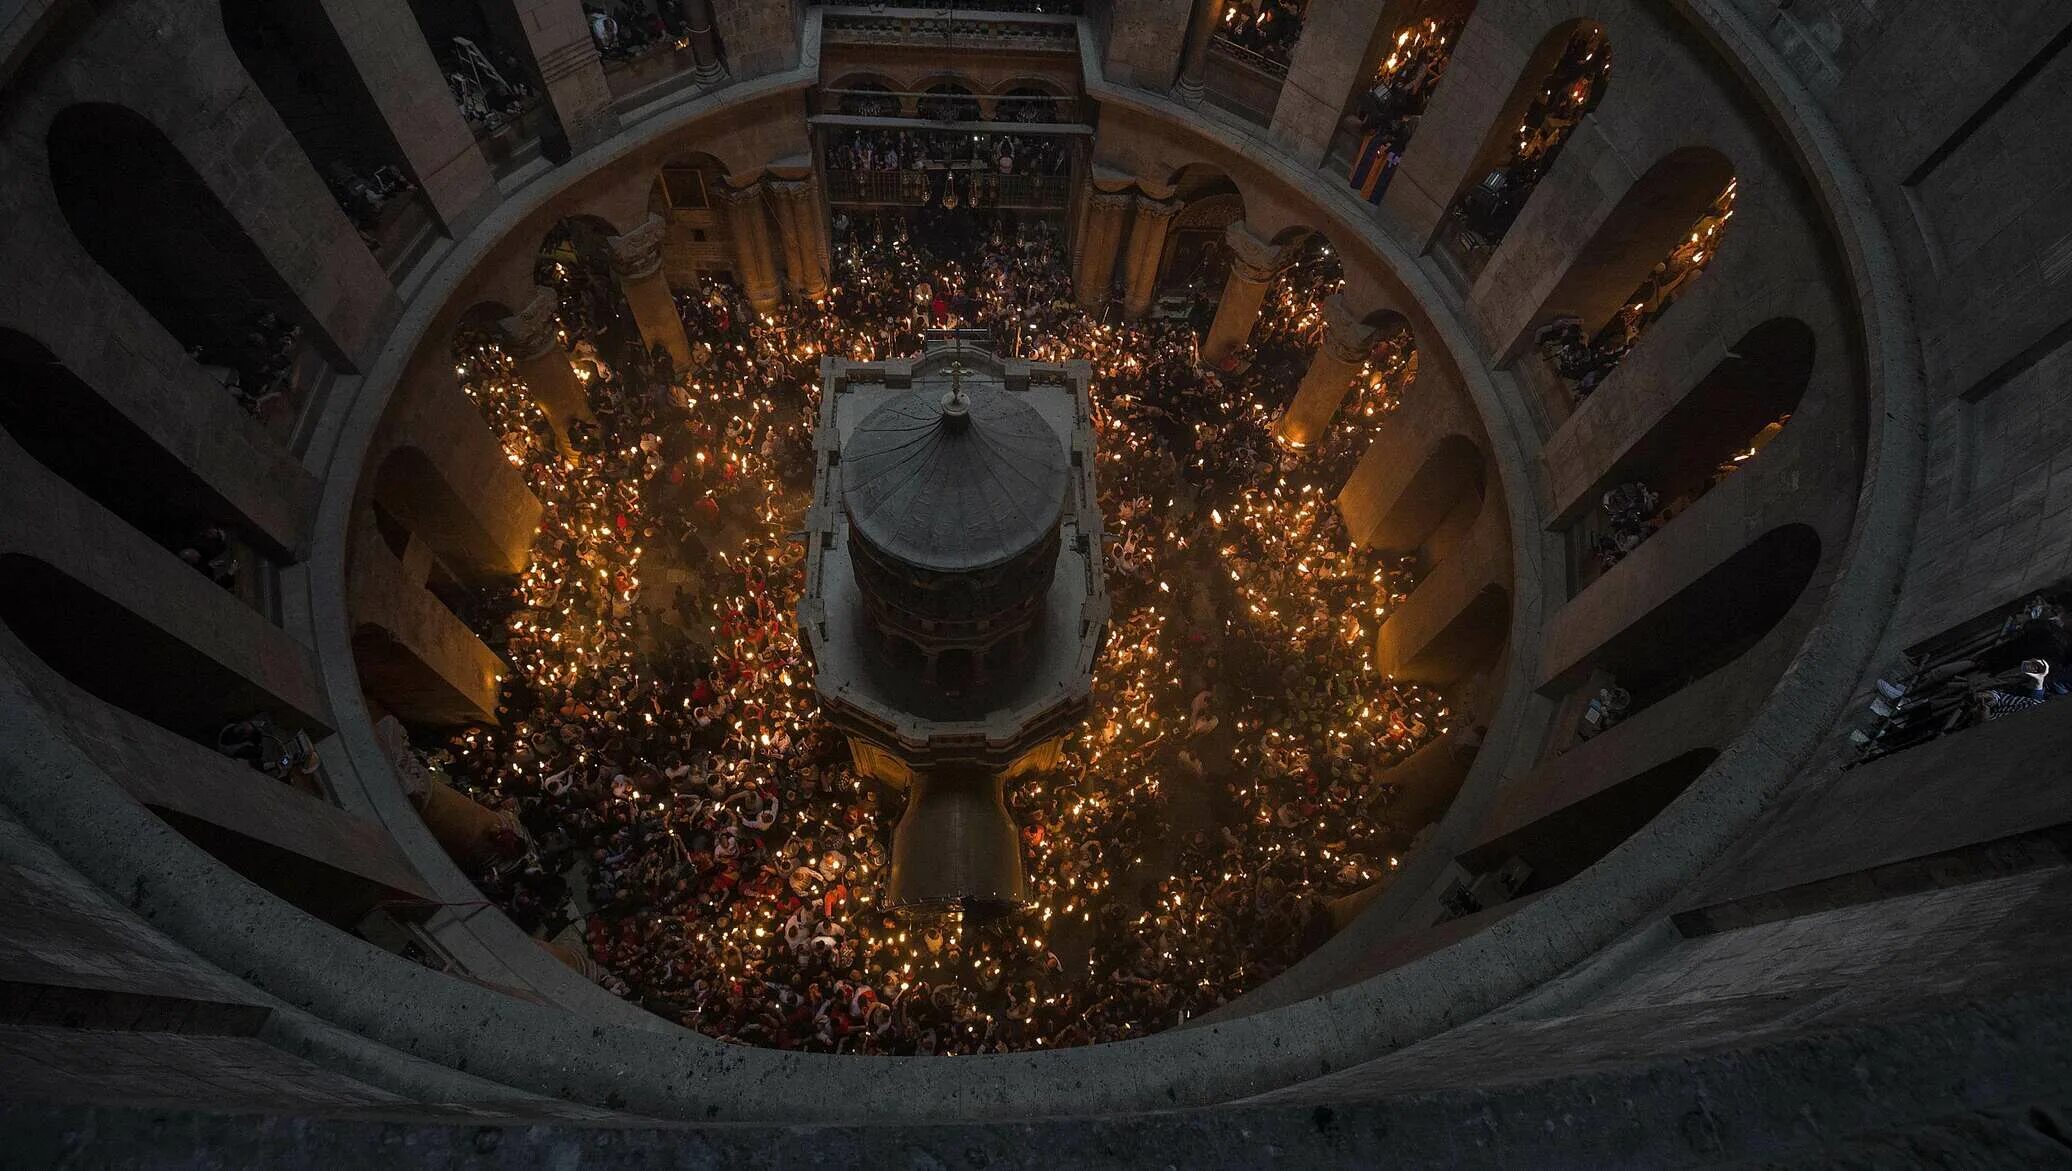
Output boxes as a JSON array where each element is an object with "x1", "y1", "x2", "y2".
[
  {"x1": 1444, "y1": 19, "x2": 1611, "y2": 245},
  {"x1": 652, "y1": 150, "x2": 730, "y2": 214},
  {"x1": 1368, "y1": 433, "x2": 1485, "y2": 554},
  {"x1": 994, "y1": 80, "x2": 1067, "y2": 124},
  {"x1": 1517, "y1": 145, "x2": 1737, "y2": 359},
  {"x1": 1561, "y1": 317, "x2": 1814, "y2": 532},
  {"x1": 825, "y1": 73, "x2": 904, "y2": 117},
  {"x1": 1335, "y1": 0, "x2": 1481, "y2": 170},
  {"x1": 1159, "y1": 168, "x2": 1248, "y2": 295},
  {"x1": 1549, "y1": 522, "x2": 1823, "y2": 720},
  {"x1": 0, "y1": 327, "x2": 288, "y2": 563},
  {"x1": 540, "y1": 212, "x2": 628, "y2": 262},
  {"x1": 991, "y1": 76, "x2": 1069, "y2": 98},
  {"x1": 45, "y1": 102, "x2": 332, "y2": 400},
  {"x1": 916, "y1": 78, "x2": 982, "y2": 122},
  {"x1": 1457, "y1": 747, "x2": 1719, "y2": 895},
  {"x1": 0, "y1": 552, "x2": 324, "y2": 744},
  {"x1": 220, "y1": 0, "x2": 428, "y2": 258},
  {"x1": 827, "y1": 71, "x2": 902, "y2": 92}
]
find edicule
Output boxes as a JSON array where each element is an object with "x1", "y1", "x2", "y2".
[{"x1": 798, "y1": 332, "x2": 1108, "y2": 916}]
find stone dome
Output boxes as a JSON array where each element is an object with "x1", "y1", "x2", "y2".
[{"x1": 842, "y1": 385, "x2": 1068, "y2": 575}]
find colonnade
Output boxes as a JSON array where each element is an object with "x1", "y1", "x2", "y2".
[
  {"x1": 719, "y1": 174, "x2": 831, "y2": 313},
  {"x1": 1075, "y1": 175, "x2": 1397, "y2": 461}
]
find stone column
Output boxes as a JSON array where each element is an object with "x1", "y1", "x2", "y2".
[
  {"x1": 681, "y1": 0, "x2": 727, "y2": 84},
  {"x1": 1201, "y1": 221, "x2": 1287, "y2": 365},
  {"x1": 608, "y1": 213, "x2": 693, "y2": 372},
  {"x1": 1119, "y1": 195, "x2": 1182, "y2": 319},
  {"x1": 500, "y1": 285, "x2": 591, "y2": 451},
  {"x1": 420, "y1": 779, "x2": 520, "y2": 868},
  {"x1": 767, "y1": 177, "x2": 830, "y2": 303},
  {"x1": 316, "y1": 0, "x2": 498, "y2": 235},
  {"x1": 1074, "y1": 186, "x2": 1134, "y2": 310},
  {"x1": 500, "y1": 0, "x2": 620, "y2": 158},
  {"x1": 1173, "y1": 0, "x2": 1226, "y2": 105},
  {"x1": 1276, "y1": 294, "x2": 1380, "y2": 446},
  {"x1": 718, "y1": 181, "x2": 782, "y2": 313}
]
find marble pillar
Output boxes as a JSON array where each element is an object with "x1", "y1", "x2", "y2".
[
  {"x1": 1201, "y1": 220, "x2": 1287, "y2": 365},
  {"x1": 500, "y1": 284, "x2": 591, "y2": 451},
  {"x1": 1120, "y1": 195, "x2": 1182, "y2": 319},
  {"x1": 767, "y1": 176, "x2": 830, "y2": 302},
  {"x1": 1174, "y1": 0, "x2": 1226, "y2": 105},
  {"x1": 608, "y1": 213, "x2": 693, "y2": 373},
  {"x1": 718, "y1": 181, "x2": 782, "y2": 313},
  {"x1": 1074, "y1": 186, "x2": 1134, "y2": 310},
  {"x1": 1276, "y1": 294, "x2": 1380, "y2": 446}
]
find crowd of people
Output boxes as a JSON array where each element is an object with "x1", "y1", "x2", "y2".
[
  {"x1": 824, "y1": 128, "x2": 1072, "y2": 177},
  {"x1": 189, "y1": 310, "x2": 302, "y2": 418},
  {"x1": 1530, "y1": 178, "x2": 1737, "y2": 403},
  {"x1": 1853, "y1": 593, "x2": 2071, "y2": 765},
  {"x1": 1217, "y1": 0, "x2": 1306, "y2": 68},
  {"x1": 426, "y1": 205, "x2": 1450, "y2": 1054},
  {"x1": 439, "y1": 35, "x2": 540, "y2": 134},
  {"x1": 1451, "y1": 25, "x2": 1610, "y2": 248},
  {"x1": 823, "y1": 129, "x2": 1075, "y2": 210},
  {"x1": 584, "y1": 0, "x2": 690, "y2": 61},
  {"x1": 1346, "y1": 18, "x2": 1462, "y2": 204}
]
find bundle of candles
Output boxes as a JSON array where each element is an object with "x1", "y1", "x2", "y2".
[{"x1": 432, "y1": 211, "x2": 1445, "y2": 1054}]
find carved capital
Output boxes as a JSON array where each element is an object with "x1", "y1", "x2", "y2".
[
  {"x1": 716, "y1": 180, "x2": 764, "y2": 207},
  {"x1": 1087, "y1": 186, "x2": 1135, "y2": 215},
  {"x1": 766, "y1": 177, "x2": 816, "y2": 204},
  {"x1": 1224, "y1": 220, "x2": 1288, "y2": 283},
  {"x1": 1319, "y1": 293, "x2": 1382, "y2": 364},
  {"x1": 500, "y1": 285, "x2": 563, "y2": 361},
  {"x1": 607, "y1": 213, "x2": 667, "y2": 281},
  {"x1": 1133, "y1": 195, "x2": 1182, "y2": 223}
]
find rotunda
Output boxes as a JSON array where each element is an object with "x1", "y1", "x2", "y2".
[{"x1": 1, "y1": 0, "x2": 2068, "y2": 1163}]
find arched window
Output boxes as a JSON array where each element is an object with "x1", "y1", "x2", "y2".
[
  {"x1": 999, "y1": 86, "x2": 1061, "y2": 124},
  {"x1": 1444, "y1": 21, "x2": 1611, "y2": 266},
  {"x1": 1526, "y1": 153, "x2": 1737, "y2": 405},
  {"x1": 1566, "y1": 319, "x2": 1813, "y2": 587},
  {"x1": 221, "y1": 0, "x2": 433, "y2": 269},
  {"x1": 47, "y1": 103, "x2": 322, "y2": 431},
  {"x1": 1306, "y1": 313, "x2": 1421, "y2": 489},
  {"x1": 0, "y1": 329, "x2": 280, "y2": 608},
  {"x1": 918, "y1": 82, "x2": 981, "y2": 123},
  {"x1": 537, "y1": 215, "x2": 634, "y2": 347},
  {"x1": 1341, "y1": 0, "x2": 1478, "y2": 202},
  {"x1": 1567, "y1": 523, "x2": 1822, "y2": 722},
  {"x1": 399, "y1": 0, "x2": 558, "y2": 167},
  {"x1": 833, "y1": 80, "x2": 898, "y2": 118}
]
